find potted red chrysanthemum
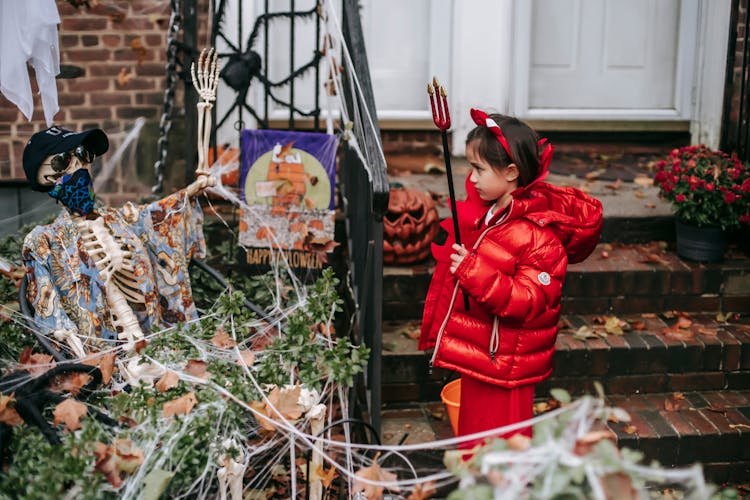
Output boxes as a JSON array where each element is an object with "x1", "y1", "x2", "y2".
[{"x1": 654, "y1": 145, "x2": 750, "y2": 262}]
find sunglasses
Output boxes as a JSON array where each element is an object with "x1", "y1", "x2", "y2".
[{"x1": 41, "y1": 145, "x2": 95, "y2": 182}]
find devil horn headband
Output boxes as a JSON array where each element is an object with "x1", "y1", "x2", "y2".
[{"x1": 469, "y1": 108, "x2": 554, "y2": 181}]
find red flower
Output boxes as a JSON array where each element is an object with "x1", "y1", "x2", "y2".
[{"x1": 654, "y1": 144, "x2": 750, "y2": 231}]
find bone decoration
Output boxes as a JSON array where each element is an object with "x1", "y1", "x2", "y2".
[
  {"x1": 76, "y1": 216, "x2": 146, "y2": 347},
  {"x1": 191, "y1": 47, "x2": 219, "y2": 176}
]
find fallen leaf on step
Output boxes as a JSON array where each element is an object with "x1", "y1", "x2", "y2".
[
  {"x1": 644, "y1": 202, "x2": 657, "y2": 209},
  {"x1": 664, "y1": 394, "x2": 687, "y2": 412},
  {"x1": 630, "y1": 320, "x2": 646, "y2": 331},
  {"x1": 605, "y1": 179, "x2": 622, "y2": 190},
  {"x1": 676, "y1": 316, "x2": 693, "y2": 329},
  {"x1": 697, "y1": 327, "x2": 718, "y2": 336},
  {"x1": 633, "y1": 175, "x2": 653, "y2": 186},
  {"x1": 633, "y1": 191, "x2": 646, "y2": 199},
  {"x1": 585, "y1": 168, "x2": 606, "y2": 180}
]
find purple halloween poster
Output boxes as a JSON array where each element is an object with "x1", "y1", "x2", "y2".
[{"x1": 238, "y1": 129, "x2": 338, "y2": 271}]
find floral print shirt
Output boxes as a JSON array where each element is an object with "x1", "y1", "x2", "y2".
[{"x1": 22, "y1": 191, "x2": 205, "y2": 348}]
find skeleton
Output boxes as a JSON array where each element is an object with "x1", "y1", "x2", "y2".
[
  {"x1": 217, "y1": 446, "x2": 246, "y2": 500},
  {"x1": 191, "y1": 47, "x2": 219, "y2": 176},
  {"x1": 76, "y1": 215, "x2": 147, "y2": 349},
  {"x1": 307, "y1": 403, "x2": 327, "y2": 500}
]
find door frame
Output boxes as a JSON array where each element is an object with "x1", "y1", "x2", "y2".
[{"x1": 509, "y1": 0, "x2": 700, "y2": 121}]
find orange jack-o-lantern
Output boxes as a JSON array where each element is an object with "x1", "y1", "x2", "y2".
[{"x1": 383, "y1": 187, "x2": 439, "y2": 265}]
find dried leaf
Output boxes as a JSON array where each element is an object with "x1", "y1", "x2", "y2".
[
  {"x1": 676, "y1": 316, "x2": 693, "y2": 329},
  {"x1": 211, "y1": 330, "x2": 238, "y2": 349},
  {"x1": 622, "y1": 424, "x2": 638, "y2": 435},
  {"x1": 585, "y1": 168, "x2": 606, "y2": 180},
  {"x1": 399, "y1": 327, "x2": 420, "y2": 340},
  {"x1": 697, "y1": 327, "x2": 719, "y2": 337},
  {"x1": 162, "y1": 392, "x2": 197, "y2": 418},
  {"x1": 574, "y1": 430, "x2": 615, "y2": 455},
  {"x1": 633, "y1": 175, "x2": 653, "y2": 186},
  {"x1": 573, "y1": 325, "x2": 597, "y2": 340},
  {"x1": 20, "y1": 352, "x2": 55, "y2": 376},
  {"x1": 94, "y1": 438, "x2": 145, "y2": 488},
  {"x1": 155, "y1": 371, "x2": 179, "y2": 393},
  {"x1": 662, "y1": 327, "x2": 695, "y2": 341},
  {"x1": 100, "y1": 352, "x2": 116, "y2": 384},
  {"x1": 315, "y1": 465, "x2": 337, "y2": 488},
  {"x1": 644, "y1": 202, "x2": 657, "y2": 209},
  {"x1": 53, "y1": 398, "x2": 87, "y2": 431},
  {"x1": 604, "y1": 316, "x2": 624, "y2": 335},
  {"x1": 249, "y1": 400, "x2": 276, "y2": 431},
  {"x1": 265, "y1": 384, "x2": 303, "y2": 421},
  {"x1": 663, "y1": 395, "x2": 687, "y2": 412},
  {"x1": 236, "y1": 350, "x2": 256, "y2": 366},
  {"x1": 184, "y1": 360, "x2": 208, "y2": 379},
  {"x1": 605, "y1": 179, "x2": 622, "y2": 191},
  {"x1": 630, "y1": 320, "x2": 646, "y2": 331},
  {"x1": 716, "y1": 311, "x2": 732, "y2": 323},
  {"x1": 0, "y1": 394, "x2": 23, "y2": 426},
  {"x1": 407, "y1": 481, "x2": 437, "y2": 500},
  {"x1": 641, "y1": 313, "x2": 657, "y2": 318},
  {"x1": 353, "y1": 453, "x2": 400, "y2": 498},
  {"x1": 633, "y1": 191, "x2": 647, "y2": 199}
]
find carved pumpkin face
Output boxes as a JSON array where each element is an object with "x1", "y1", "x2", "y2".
[{"x1": 383, "y1": 187, "x2": 439, "y2": 264}]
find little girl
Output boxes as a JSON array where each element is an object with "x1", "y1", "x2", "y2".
[{"x1": 419, "y1": 109, "x2": 603, "y2": 448}]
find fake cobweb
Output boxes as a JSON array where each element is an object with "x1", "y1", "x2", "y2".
[{"x1": 0, "y1": 2, "x2": 719, "y2": 499}]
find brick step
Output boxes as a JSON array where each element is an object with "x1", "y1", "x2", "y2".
[
  {"x1": 383, "y1": 243, "x2": 750, "y2": 320},
  {"x1": 381, "y1": 314, "x2": 750, "y2": 403},
  {"x1": 379, "y1": 389, "x2": 750, "y2": 484}
]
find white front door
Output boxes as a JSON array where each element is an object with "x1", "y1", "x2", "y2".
[{"x1": 512, "y1": 0, "x2": 698, "y2": 120}]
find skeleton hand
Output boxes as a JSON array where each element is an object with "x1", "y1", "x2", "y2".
[
  {"x1": 191, "y1": 48, "x2": 219, "y2": 104},
  {"x1": 192, "y1": 47, "x2": 219, "y2": 176}
]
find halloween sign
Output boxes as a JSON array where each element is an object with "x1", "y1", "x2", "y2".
[{"x1": 239, "y1": 129, "x2": 338, "y2": 272}]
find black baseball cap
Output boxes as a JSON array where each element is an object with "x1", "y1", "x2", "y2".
[{"x1": 22, "y1": 126, "x2": 109, "y2": 191}]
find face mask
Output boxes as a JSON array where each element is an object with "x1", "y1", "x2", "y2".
[{"x1": 48, "y1": 168, "x2": 96, "y2": 216}]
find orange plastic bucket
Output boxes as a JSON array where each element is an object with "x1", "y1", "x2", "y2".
[{"x1": 440, "y1": 378, "x2": 461, "y2": 435}]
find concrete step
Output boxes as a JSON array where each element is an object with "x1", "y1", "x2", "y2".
[
  {"x1": 383, "y1": 243, "x2": 750, "y2": 320},
  {"x1": 380, "y1": 389, "x2": 750, "y2": 484},
  {"x1": 381, "y1": 314, "x2": 750, "y2": 403}
]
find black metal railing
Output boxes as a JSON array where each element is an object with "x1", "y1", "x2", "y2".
[
  {"x1": 339, "y1": 0, "x2": 389, "y2": 435},
  {"x1": 200, "y1": 0, "x2": 388, "y2": 434}
]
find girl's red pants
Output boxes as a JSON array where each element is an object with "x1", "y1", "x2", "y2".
[{"x1": 457, "y1": 375, "x2": 534, "y2": 449}]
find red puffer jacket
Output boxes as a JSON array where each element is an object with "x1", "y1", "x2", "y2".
[{"x1": 419, "y1": 178, "x2": 602, "y2": 387}]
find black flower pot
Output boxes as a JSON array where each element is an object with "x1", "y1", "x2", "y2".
[{"x1": 675, "y1": 219, "x2": 726, "y2": 262}]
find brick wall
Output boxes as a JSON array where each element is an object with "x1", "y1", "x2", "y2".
[
  {"x1": 0, "y1": 0, "x2": 210, "y2": 186},
  {"x1": 722, "y1": 0, "x2": 746, "y2": 153}
]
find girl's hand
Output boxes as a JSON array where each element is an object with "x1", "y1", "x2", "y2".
[{"x1": 449, "y1": 244, "x2": 468, "y2": 274}]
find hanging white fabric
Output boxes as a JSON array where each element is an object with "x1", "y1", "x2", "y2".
[{"x1": 0, "y1": 0, "x2": 61, "y2": 126}]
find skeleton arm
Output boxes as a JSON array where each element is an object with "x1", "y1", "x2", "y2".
[{"x1": 191, "y1": 47, "x2": 219, "y2": 177}]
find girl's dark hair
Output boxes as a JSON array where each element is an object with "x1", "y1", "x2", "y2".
[{"x1": 465, "y1": 113, "x2": 541, "y2": 187}]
